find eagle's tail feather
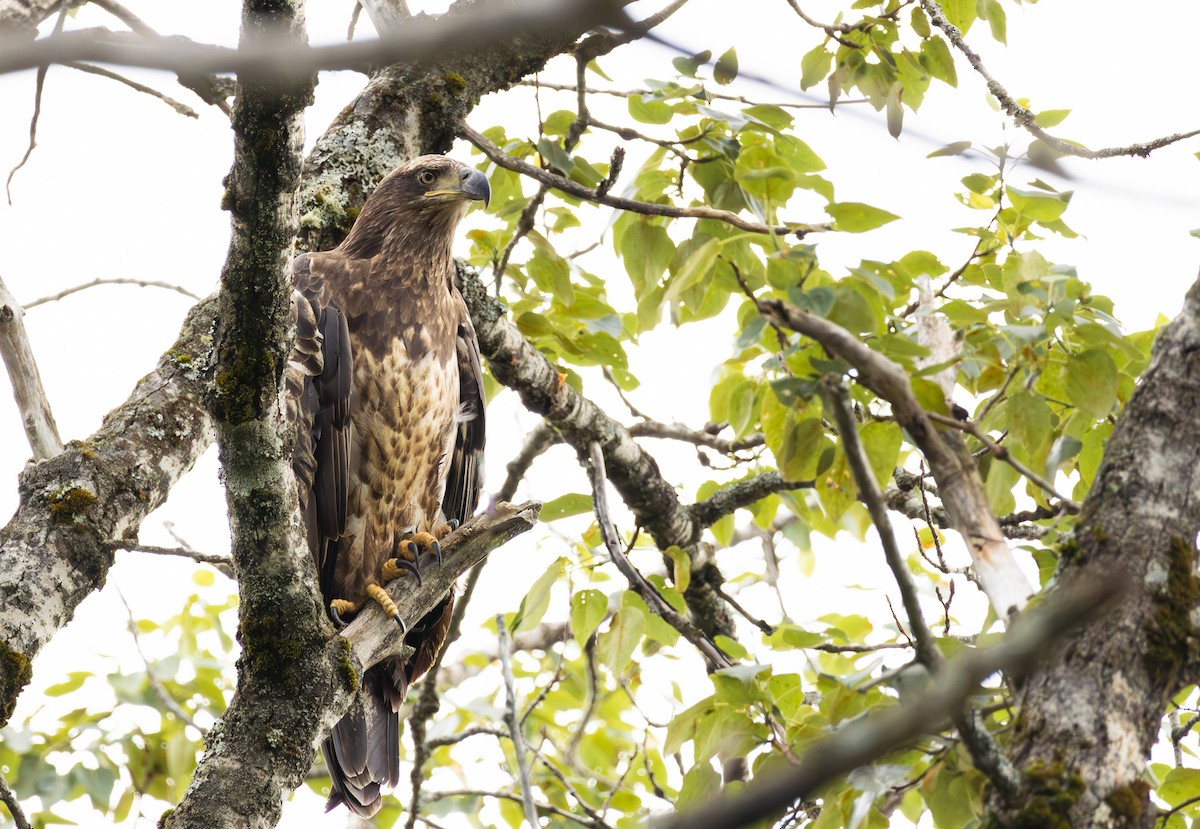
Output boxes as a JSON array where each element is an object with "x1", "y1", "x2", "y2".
[{"x1": 323, "y1": 667, "x2": 399, "y2": 817}]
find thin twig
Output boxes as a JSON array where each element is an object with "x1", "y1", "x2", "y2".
[
  {"x1": 426, "y1": 724, "x2": 508, "y2": 750},
  {"x1": 689, "y1": 471, "x2": 813, "y2": 530},
  {"x1": 927, "y1": 411, "x2": 1082, "y2": 513},
  {"x1": 498, "y1": 614, "x2": 540, "y2": 828},
  {"x1": 111, "y1": 541, "x2": 233, "y2": 573},
  {"x1": 0, "y1": 768, "x2": 30, "y2": 829},
  {"x1": 566, "y1": 634, "x2": 599, "y2": 763},
  {"x1": 5, "y1": 3, "x2": 66, "y2": 204},
  {"x1": 498, "y1": 422, "x2": 563, "y2": 503},
  {"x1": 117, "y1": 590, "x2": 203, "y2": 732},
  {"x1": 628, "y1": 420, "x2": 766, "y2": 455},
  {"x1": 65, "y1": 62, "x2": 199, "y2": 116},
  {"x1": 714, "y1": 584, "x2": 775, "y2": 635},
  {"x1": 586, "y1": 442, "x2": 731, "y2": 669},
  {"x1": 425, "y1": 789, "x2": 596, "y2": 827},
  {"x1": 919, "y1": 0, "x2": 1200, "y2": 160},
  {"x1": 527, "y1": 743, "x2": 615, "y2": 829},
  {"x1": 517, "y1": 79, "x2": 869, "y2": 110},
  {"x1": 24, "y1": 277, "x2": 203, "y2": 309},
  {"x1": 463, "y1": 125, "x2": 830, "y2": 238},
  {"x1": 784, "y1": 0, "x2": 859, "y2": 48}
]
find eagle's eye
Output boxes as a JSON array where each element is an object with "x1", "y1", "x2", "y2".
[{"x1": 417, "y1": 170, "x2": 437, "y2": 186}]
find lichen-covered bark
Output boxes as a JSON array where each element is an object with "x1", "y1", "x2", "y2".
[
  {"x1": 0, "y1": 0, "x2": 59, "y2": 39},
  {"x1": 169, "y1": 1, "x2": 320, "y2": 825},
  {"x1": 989, "y1": 275, "x2": 1200, "y2": 828},
  {"x1": 0, "y1": 299, "x2": 214, "y2": 726},
  {"x1": 295, "y1": 0, "x2": 584, "y2": 254}
]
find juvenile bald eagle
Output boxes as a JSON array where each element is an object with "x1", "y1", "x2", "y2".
[{"x1": 287, "y1": 155, "x2": 490, "y2": 817}]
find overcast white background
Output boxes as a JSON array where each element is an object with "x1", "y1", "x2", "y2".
[{"x1": 0, "y1": 0, "x2": 1197, "y2": 826}]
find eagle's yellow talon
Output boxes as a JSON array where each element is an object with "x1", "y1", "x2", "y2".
[{"x1": 366, "y1": 584, "x2": 407, "y2": 633}]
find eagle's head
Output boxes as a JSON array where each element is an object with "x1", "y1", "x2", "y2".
[
  {"x1": 338, "y1": 155, "x2": 490, "y2": 258},
  {"x1": 380, "y1": 155, "x2": 490, "y2": 214}
]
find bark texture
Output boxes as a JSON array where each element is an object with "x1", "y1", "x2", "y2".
[
  {"x1": 0, "y1": 299, "x2": 214, "y2": 726},
  {"x1": 989, "y1": 275, "x2": 1200, "y2": 827}
]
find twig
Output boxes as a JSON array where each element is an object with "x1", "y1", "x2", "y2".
[
  {"x1": 498, "y1": 422, "x2": 563, "y2": 503},
  {"x1": 714, "y1": 584, "x2": 775, "y2": 635},
  {"x1": 425, "y1": 789, "x2": 595, "y2": 827},
  {"x1": 527, "y1": 743, "x2": 614, "y2": 829},
  {"x1": 689, "y1": 471, "x2": 813, "y2": 530},
  {"x1": 347, "y1": 1, "x2": 362, "y2": 39},
  {"x1": 783, "y1": 0, "x2": 859, "y2": 48},
  {"x1": 651, "y1": 574, "x2": 1125, "y2": 829},
  {"x1": 628, "y1": 420, "x2": 766, "y2": 455},
  {"x1": 567, "y1": 634, "x2": 599, "y2": 763},
  {"x1": 586, "y1": 442, "x2": 732, "y2": 669},
  {"x1": 1160, "y1": 795, "x2": 1200, "y2": 826},
  {"x1": 426, "y1": 724, "x2": 508, "y2": 750},
  {"x1": 0, "y1": 274, "x2": 63, "y2": 459},
  {"x1": 517, "y1": 79, "x2": 869, "y2": 111},
  {"x1": 407, "y1": 557, "x2": 489, "y2": 829},
  {"x1": 927, "y1": 411, "x2": 1082, "y2": 513},
  {"x1": 498, "y1": 614, "x2": 540, "y2": 829},
  {"x1": 823, "y1": 376, "x2": 938, "y2": 666},
  {"x1": 117, "y1": 590, "x2": 203, "y2": 732},
  {"x1": 463, "y1": 125, "x2": 829, "y2": 238},
  {"x1": 919, "y1": 0, "x2": 1200, "y2": 160},
  {"x1": 111, "y1": 541, "x2": 233, "y2": 573},
  {"x1": 5, "y1": 3, "x2": 66, "y2": 204},
  {"x1": 23, "y1": 276, "x2": 203, "y2": 309},
  {"x1": 757, "y1": 295, "x2": 1034, "y2": 617},
  {"x1": 65, "y1": 62, "x2": 199, "y2": 116},
  {"x1": 0, "y1": 768, "x2": 31, "y2": 829}
]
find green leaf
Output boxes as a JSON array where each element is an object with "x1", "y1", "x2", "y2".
[
  {"x1": 982, "y1": 0, "x2": 1006, "y2": 42},
  {"x1": 192, "y1": 569, "x2": 215, "y2": 587},
  {"x1": 800, "y1": 44, "x2": 832, "y2": 90},
  {"x1": 666, "y1": 237, "x2": 721, "y2": 303},
  {"x1": 44, "y1": 671, "x2": 90, "y2": 697},
  {"x1": 664, "y1": 545, "x2": 691, "y2": 593},
  {"x1": 628, "y1": 93, "x2": 673, "y2": 125},
  {"x1": 1064, "y1": 348, "x2": 1118, "y2": 418},
  {"x1": 540, "y1": 492, "x2": 593, "y2": 521},
  {"x1": 826, "y1": 202, "x2": 900, "y2": 233},
  {"x1": 569, "y1": 589, "x2": 608, "y2": 644},
  {"x1": 941, "y1": 0, "x2": 976, "y2": 34},
  {"x1": 676, "y1": 756, "x2": 721, "y2": 810},
  {"x1": 1159, "y1": 767, "x2": 1200, "y2": 808},
  {"x1": 928, "y1": 140, "x2": 972, "y2": 158},
  {"x1": 1034, "y1": 108, "x2": 1071, "y2": 128},
  {"x1": 714, "y1": 47, "x2": 739, "y2": 85},
  {"x1": 673, "y1": 49, "x2": 711, "y2": 78},
  {"x1": 911, "y1": 6, "x2": 931, "y2": 37},
  {"x1": 511, "y1": 558, "x2": 565, "y2": 634},
  {"x1": 1006, "y1": 185, "x2": 1071, "y2": 223},
  {"x1": 714, "y1": 635, "x2": 749, "y2": 661},
  {"x1": 922, "y1": 36, "x2": 957, "y2": 86},
  {"x1": 768, "y1": 624, "x2": 827, "y2": 650},
  {"x1": 597, "y1": 603, "x2": 646, "y2": 674},
  {"x1": 665, "y1": 696, "x2": 713, "y2": 756}
]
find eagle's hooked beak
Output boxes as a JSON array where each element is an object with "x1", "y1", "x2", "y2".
[{"x1": 426, "y1": 167, "x2": 491, "y2": 209}]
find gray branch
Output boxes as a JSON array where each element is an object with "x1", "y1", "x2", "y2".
[{"x1": 0, "y1": 273, "x2": 62, "y2": 459}]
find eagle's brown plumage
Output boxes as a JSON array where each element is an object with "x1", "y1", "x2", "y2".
[{"x1": 287, "y1": 155, "x2": 489, "y2": 817}]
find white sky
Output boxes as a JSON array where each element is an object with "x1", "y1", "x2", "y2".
[{"x1": 0, "y1": 0, "x2": 1197, "y2": 826}]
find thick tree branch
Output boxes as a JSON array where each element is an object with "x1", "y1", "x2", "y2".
[
  {"x1": 989, "y1": 273, "x2": 1200, "y2": 825},
  {"x1": 0, "y1": 274, "x2": 62, "y2": 459},
  {"x1": 757, "y1": 296, "x2": 1034, "y2": 618},
  {"x1": 689, "y1": 471, "x2": 813, "y2": 530},
  {"x1": 0, "y1": 296, "x2": 214, "y2": 726},
  {"x1": 168, "y1": 0, "x2": 316, "y2": 824},
  {"x1": 652, "y1": 575, "x2": 1123, "y2": 829},
  {"x1": 0, "y1": 0, "x2": 628, "y2": 76},
  {"x1": 919, "y1": 0, "x2": 1200, "y2": 159}
]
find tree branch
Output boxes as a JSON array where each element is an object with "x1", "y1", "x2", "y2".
[
  {"x1": 652, "y1": 575, "x2": 1124, "y2": 829},
  {"x1": 498, "y1": 614, "x2": 540, "y2": 829},
  {"x1": 23, "y1": 276, "x2": 201, "y2": 309},
  {"x1": 0, "y1": 0, "x2": 629, "y2": 76},
  {"x1": 586, "y1": 442, "x2": 731, "y2": 669},
  {"x1": 756, "y1": 296, "x2": 1034, "y2": 618},
  {"x1": 919, "y1": 0, "x2": 1200, "y2": 159},
  {"x1": 462, "y1": 125, "x2": 830, "y2": 238},
  {"x1": 689, "y1": 471, "x2": 813, "y2": 530},
  {"x1": 0, "y1": 273, "x2": 62, "y2": 459}
]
